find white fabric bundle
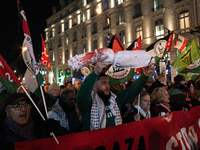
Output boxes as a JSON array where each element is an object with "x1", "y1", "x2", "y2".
[
  {"x1": 97, "y1": 48, "x2": 115, "y2": 64},
  {"x1": 68, "y1": 51, "x2": 97, "y2": 70},
  {"x1": 113, "y1": 50, "x2": 155, "y2": 68},
  {"x1": 68, "y1": 48, "x2": 114, "y2": 70},
  {"x1": 68, "y1": 49, "x2": 154, "y2": 71}
]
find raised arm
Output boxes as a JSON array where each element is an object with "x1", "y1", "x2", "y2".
[
  {"x1": 76, "y1": 54, "x2": 109, "y2": 113},
  {"x1": 117, "y1": 58, "x2": 155, "y2": 106}
]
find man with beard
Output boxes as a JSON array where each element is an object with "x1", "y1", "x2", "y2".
[
  {"x1": 169, "y1": 75, "x2": 195, "y2": 111},
  {"x1": 76, "y1": 54, "x2": 155, "y2": 131}
]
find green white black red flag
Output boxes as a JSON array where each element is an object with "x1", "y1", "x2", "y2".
[{"x1": 18, "y1": 0, "x2": 43, "y2": 99}]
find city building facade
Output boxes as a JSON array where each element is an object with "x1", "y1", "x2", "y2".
[{"x1": 43, "y1": 0, "x2": 200, "y2": 85}]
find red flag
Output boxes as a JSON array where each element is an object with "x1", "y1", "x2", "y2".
[
  {"x1": 40, "y1": 34, "x2": 52, "y2": 70},
  {"x1": 126, "y1": 36, "x2": 141, "y2": 51},
  {"x1": 0, "y1": 54, "x2": 21, "y2": 94}
]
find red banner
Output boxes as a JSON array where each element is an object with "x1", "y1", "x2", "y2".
[{"x1": 15, "y1": 106, "x2": 200, "y2": 150}]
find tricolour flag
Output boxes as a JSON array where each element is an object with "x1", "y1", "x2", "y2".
[
  {"x1": 41, "y1": 34, "x2": 52, "y2": 70},
  {"x1": 173, "y1": 33, "x2": 188, "y2": 52},
  {"x1": 146, "y1": 31, "x2": 174, "y2": 64},
  {"x1": 0, "y1": 54, "x2": 21, "y2": 102},
  {"x1": 172, "y1": 40, "x2": 200, "y2": 74},
  {"x1": 18, "y1": 1, "x2": 43, "y2": 99}
]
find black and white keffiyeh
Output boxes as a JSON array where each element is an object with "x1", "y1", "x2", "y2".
[{"x1": 90, "y1": 91, "x2": 122, "y2": 130}]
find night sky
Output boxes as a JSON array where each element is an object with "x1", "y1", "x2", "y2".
[{"x1": 0, "y1": 0, "x2": 59, "y2": 64}]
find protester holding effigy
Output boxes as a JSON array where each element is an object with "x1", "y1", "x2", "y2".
[{"x1": 76, "y1": 53, "x2": 155, "y2": 131}]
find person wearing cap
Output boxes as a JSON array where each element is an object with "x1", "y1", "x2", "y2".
[
  {"x1": 0, "y1": 93, "x2": 69, "y2": 148},
  {"x1": 168, "y1": 75, "x2": 198, "y2": 111},
  {"x1": 2, "y1": 93, "x2": 36, "y2": 143}
]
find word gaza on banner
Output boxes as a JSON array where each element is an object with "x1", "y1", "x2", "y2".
[{"x1": 15, "y1": 106, "x2": 200, "y2": 150}]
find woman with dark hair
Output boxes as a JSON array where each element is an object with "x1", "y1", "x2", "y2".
[
  {"x1": 150, "y1": 87, "x2": 171, "y2": 118},
  {"x1": 123, "y1": 91, "x2": 151, "y2": 123}
]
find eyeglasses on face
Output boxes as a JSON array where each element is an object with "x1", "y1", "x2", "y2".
[{"x1": 7, "y1": 103, "x2": 31, "y2": 111}]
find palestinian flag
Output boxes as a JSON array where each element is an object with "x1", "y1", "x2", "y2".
[
  {"x1": 146, "y1": 31, "x2": 174, "y2": 64},
  {"x1": 172, "y1": 40, "x2": 200, "y2": 74},
  {"x1": 173, "y1": 33, "x2": 187, "y2": 52},
  {"x1": 0, "y1": 54, "x2": 21, "y2": 102},
  {"x1": 18, "y1": 1, "x2": 43, "y2": 99},
  {"x1": 108, "y1": 34, "x2": 124, "y2": 53},
  {"x1": 106, "y1": 35, "x2": 138, "y2": 87}
]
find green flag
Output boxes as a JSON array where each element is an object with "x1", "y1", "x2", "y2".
[
  {"x1": 0, "y1": 54, "x2": 21, "y2": 102},
  {"x1": 172, "y1": 40, "x2": 200, "y2": 75}
]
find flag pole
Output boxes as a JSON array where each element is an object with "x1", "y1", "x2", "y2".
[
  {"x1": 40, "y1": 85, "x2": 49, "y2": 119},
  {"x1": 137, "y1": 94, "x2": 140, "y2": 114},
  {"x1": 50, "y1": 132, "x2": 59, "y2": 144},
  {"x1": 21, "y1": 85, "x2": 45, "y2": 121}
]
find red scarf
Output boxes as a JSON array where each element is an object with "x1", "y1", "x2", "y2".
[{"x1": 161, "y1": 102, "x2": 170, "y2": 111}]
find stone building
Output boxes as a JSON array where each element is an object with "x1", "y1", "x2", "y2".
[{"x1": 43, "y1": 0, "x2": 200, "y2": 85}]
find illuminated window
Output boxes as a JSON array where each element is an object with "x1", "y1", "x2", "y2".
[
  {"x1": 65, "y1": 36, "x2": 69, "y2": 45},
  {"x1": 46, "y1": 32, "x2": 48, "y2": 40},
  {"x1": 135, "y1": 26, "x2": 143, "y2": 39},
  {"x1": 61, "y1": 23, "x2": 64, "y2": 32},
  {"x1": 82, "y1": 12, "x2": 86, "y2": 22},
  {"x1": 116, "y1": 0, "x2": 123, "y2": 5},
  {"x1": 82, "y1": 0, "x2": 87, "y2": 6},
  {"x1": 179, "y1": 11, "x2": 190, "y2": 29},
  {"x1": 69, "y1": 19, "x2": 72, "y2": 29},
  {"x1": 77, "y1": 14, "x2": 81, "y2": 24},
  {"x1": 86, "y1": 9, "x2": 90, "y2": 20},
  {"x1": 103, "y1": 17, "x2": 110, "y2": 30},
  {"x1": 52, "y1": 28, "x2": 55, "y2": 37},
  {"x1": 96, "y1": 3, "x2": 102, "y2": 14},
  {"x1": 119, "y1": 31, "x2": 125, "y2": 45},
  {"x1": 155, "y1": 19, "x2": 164, "y2": 39},
  {"x1": 154, "y1": 0, "x2": 163, "y2": 11},
  {"x1": 118, "y1": 11, "x2": 124, "y2": 25}
]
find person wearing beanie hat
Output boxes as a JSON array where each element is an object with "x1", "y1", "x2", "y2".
[{"x1": 168, "y1": 75, "x2": 199, "y2": 111}]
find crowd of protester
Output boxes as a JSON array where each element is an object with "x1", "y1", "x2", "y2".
[{"x1": 1, "y1": 56, "x2": 200, "y2": 149}]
